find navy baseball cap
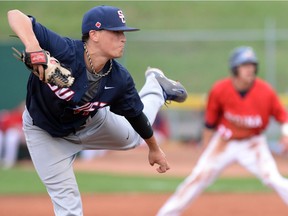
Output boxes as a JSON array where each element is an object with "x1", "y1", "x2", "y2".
[{"x1": 82, "y1": 5, "x2": 139, "y2": 34}]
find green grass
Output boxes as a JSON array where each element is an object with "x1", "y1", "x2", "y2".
[
  {"x1": 2, "y1": 1, "x2": 288, "y2": 109},
  {"x1": 0, "y1": 2, "x2": 284, "y2": 195},
  {"x1": 0, "y1": 168, "x2": 271, "y2": 195}
]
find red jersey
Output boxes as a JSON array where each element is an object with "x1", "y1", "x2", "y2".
[
  {"x1": 205, "y1": 78, "x2": 288, "y2": 139},
  {"x1": 0, "y1": 110, "x2": 23, "y2": 132}
]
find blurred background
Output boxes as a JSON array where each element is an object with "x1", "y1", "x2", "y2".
[
  {"x1": 1, "y1": 1, "x2": 288, "y2": 148},
  {"x1": 1, "y1": 1, "x2": 288, "y2": 215}
]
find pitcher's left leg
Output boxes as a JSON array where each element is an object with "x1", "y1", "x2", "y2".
[
  {"x1": 81, "y1": 67, "x2": 187, "y2": 151},
  {"x1": 141, "y1": 67, "x2": 187, "y2": 123},
  {"x1": 139, "y1": 70, "x2": 165, "y2": 124}
]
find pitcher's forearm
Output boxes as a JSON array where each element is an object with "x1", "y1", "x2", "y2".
[
  {"x1": 7, "y1": 10, "x2": 40, "y2": 50},
  {"x1": 144, "y1": 135, "x2": 160, "y2": 151}
]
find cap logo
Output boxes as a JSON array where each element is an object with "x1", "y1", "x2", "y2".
[
  {"x1": 243, "y1": 50, "x2": 253, "y2": 58},
  {"x1": 117, "y1": 10, "x2": 126, "y2": 23},
  {"x1": 95, "y1": 22, "x2": 101, "y2": 28}
]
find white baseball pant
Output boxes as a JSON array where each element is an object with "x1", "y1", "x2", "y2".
[
  {"x1": 22, "y1": 74, "x2": 164, "y2": 216},
  {"x1": 1, "y1": 128, "x2": 22, "y2": 169},
  {"x1": 157, "y1": 133, "x2": 288, "y2": 216}
]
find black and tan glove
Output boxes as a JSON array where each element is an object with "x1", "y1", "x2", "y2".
[{"x1": 12, "y1": 47, "x2": 74, "y2": 88}]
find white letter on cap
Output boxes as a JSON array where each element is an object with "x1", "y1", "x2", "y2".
[{"x1": 118, "y1": 10, "x2": 126, "y2": 23}]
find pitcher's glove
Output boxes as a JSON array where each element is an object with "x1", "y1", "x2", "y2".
[{"x1": 12, "y1": 47, "x2": 75, "y2": 88}]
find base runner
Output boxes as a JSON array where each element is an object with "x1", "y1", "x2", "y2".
[{"x1": 157, "y1": 46, "x2": 288, "y2": 216}]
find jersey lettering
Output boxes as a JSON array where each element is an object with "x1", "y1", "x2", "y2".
[
  {"x1": 224, "y1": 111, "x2": 263, "y2": 128},
  {"x1": 47, "y1": 83, "x2": 75, "y2": 101},
  {"x1": 118, "y1": 10, "x2": 126, "y2": 23},
  {"x1": 73, "y1": 101, "x2": 107, "y2": 115}
]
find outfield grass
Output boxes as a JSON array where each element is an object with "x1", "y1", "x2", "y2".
[
  {"x1": 1, "y1": 1, "x2": 288, "y2": 93},
  {"x1": 2, "y1": 1, "x2": 288, "y2": 35},
  {"x1": 0, "y1": 168, "x2": 271, "y2": 195}
]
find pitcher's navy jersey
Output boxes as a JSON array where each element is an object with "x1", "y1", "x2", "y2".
[{"x1": 26, "y1": 16, "x2": 143, "y2": 137}]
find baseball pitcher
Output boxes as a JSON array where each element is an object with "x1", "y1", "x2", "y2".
[
  {"x1": 7, "y1": 5, "x2": 187, "y2": 216},
  {"x1": 157, "y1": 46, "x2": 288, "y2": 216}
]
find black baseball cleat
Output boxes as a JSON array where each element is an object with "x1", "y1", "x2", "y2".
[{"x1": 145, "y1": 67, "x2": 188, "y2": 103}]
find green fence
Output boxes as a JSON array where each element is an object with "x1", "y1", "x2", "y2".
[{"x1": 0, "y1": 43, "x2": 28, "y2": 110}]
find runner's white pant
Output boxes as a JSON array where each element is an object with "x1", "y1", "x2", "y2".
[
  {"x1": 23, "y1": 74, "x2": 164, "y2": 216},
  {"x1": 157, "y1": 133, "x2": 288, "y2": 216}
]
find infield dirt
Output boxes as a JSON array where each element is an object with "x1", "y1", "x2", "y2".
[{"x1": 1, "y1": 142, "x2": 288, "y2": 216}]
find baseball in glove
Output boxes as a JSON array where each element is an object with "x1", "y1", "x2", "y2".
[{"x1": 12, "y1": 47, "x2": 75, "y2": 88}]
